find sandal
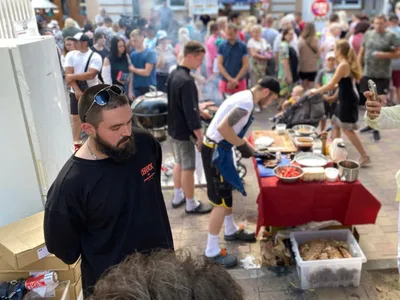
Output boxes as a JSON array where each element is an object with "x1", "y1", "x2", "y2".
[{"x1": 359, "y1": 155, "x2": 371, "y2": 167}]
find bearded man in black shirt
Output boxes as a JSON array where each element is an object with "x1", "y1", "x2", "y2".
[{"x1": 44, "y1": 84, "x2": 173, "y2": 298}]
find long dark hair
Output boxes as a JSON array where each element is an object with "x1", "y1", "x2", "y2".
[{"x1": 109, "y1": 36, "x2": 127, "y2": 62}]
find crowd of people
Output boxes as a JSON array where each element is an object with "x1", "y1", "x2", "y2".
[{"x1": 37, "y1": 3, "x2": 400, "y2": 299}]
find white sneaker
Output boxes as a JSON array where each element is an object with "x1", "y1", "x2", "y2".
[{"x1": 254, "y1": 106, "x2": 261, "y2": 113}]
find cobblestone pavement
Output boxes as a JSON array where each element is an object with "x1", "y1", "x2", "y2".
[
  {"x1": 229, "y1": 267, "x2": 400, "y2": 299},
  {"x1": 161, "y1": 104, "x2": 400, "y2": 272}
]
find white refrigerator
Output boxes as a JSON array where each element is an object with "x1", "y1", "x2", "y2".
[{"x1": 0, "y1": 36, "x2": 73, "y2": 227}]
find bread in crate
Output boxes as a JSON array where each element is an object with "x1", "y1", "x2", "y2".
[{"x1": 302, "y1": 167, "x2": 325, "y2": 182}]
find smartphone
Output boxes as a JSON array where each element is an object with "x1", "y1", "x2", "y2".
[{"x1": 367, "y1": 79, "x2": 379, "y2": 102}]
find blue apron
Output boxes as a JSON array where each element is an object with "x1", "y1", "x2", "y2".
[{"x1": 212, "y1": 116, "x2": 254, "y2": 196}]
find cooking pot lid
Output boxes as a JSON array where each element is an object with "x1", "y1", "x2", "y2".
[{"x1": 145, "y1": 91, "x2": 164, "y2": 98}]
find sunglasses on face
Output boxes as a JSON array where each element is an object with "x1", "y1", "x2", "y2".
[{"x1": 83, "y1": 85, "x2": 125, "y2": 122}]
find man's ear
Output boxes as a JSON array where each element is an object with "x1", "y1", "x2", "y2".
[{"x1": 82, "y1": 123, "x2": 96, "y2": 136}]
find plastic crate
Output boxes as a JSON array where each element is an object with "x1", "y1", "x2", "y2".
[{"x1": 290, "y1": 229, "x2": 367, "y2": 290}]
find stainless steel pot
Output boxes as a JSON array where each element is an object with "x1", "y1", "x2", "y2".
[{"x1": 338, "y1": 160, "x2": 360, "y2": 183}]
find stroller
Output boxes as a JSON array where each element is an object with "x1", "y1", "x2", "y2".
[{"x1": 273, "y1": 94, "x2": 325, "y2": 128}]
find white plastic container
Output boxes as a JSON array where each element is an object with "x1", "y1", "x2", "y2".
[{"x1": 290, "y1": 230, "x2": 367, "y2": 290}]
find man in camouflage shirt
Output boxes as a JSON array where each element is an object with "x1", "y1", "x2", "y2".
[{"x1": 358, "y1": 14, "x2": 400, "y2": 141}]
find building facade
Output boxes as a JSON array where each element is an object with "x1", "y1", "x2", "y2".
[{"x1": 82, "y1": 0, "x2": 386, "y2": 26}]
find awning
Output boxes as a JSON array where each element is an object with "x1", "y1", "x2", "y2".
[{"x1": 31, "y1": 0, "x2": 58, "y2": 9}]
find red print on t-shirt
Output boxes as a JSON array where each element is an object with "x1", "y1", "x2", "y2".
[{"x1": 141, "y1": 163, "x2": 155, "y2": 182}]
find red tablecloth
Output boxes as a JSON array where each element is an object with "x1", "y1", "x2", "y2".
[{"x1": 252, "y1": 158, "x2": 381, "y2": 235}]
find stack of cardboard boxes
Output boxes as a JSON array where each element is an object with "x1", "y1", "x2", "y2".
[{"x1": 0, "y1": 212, "x2": 82, "y2": 299}]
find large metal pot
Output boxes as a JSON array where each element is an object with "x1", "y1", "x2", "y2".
[
  {"x1": 338, "y1": 160, "x2": 360, "y2": 183},
  {"x1": 131, "y1": 87, "x2": 168, "y2": 142}
]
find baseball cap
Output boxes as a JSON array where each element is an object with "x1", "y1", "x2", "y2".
[
  {"x1": 156, "y1": 30, "x2": 168, "y2": 41},
  {"x1": 73, "y1": 32, "x2": 90, "y2": 42},
  {"x1": 258, "y1": 76, "x2": 280, "y2": 95},
  {"x1": 47, "y1": 20, "x2": 58, "y2": 28},
  {"x1": 326, "y1": 51, "x2": 335, "y2": 59}
]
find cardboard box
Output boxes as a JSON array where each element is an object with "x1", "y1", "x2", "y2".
[
  {"x1": 0, "y1": 212, "x2": 47, "y2": 269},
  {"x1": 56, "y1": 277, "x2": 82, "y2": 300},
  {"x1": 0, "y1": 256, "x2": 81, "y2": 283}
]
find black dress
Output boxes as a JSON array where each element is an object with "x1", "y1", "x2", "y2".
[
  {"x1": 332, "y1": 76, "x2": 359, "y2": 130},
  {"x1": 109, "y1": 55, "x2": 130, "y2": 92}
]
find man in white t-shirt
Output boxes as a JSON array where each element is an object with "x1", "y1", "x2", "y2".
[
  {"x1": 65, "y1": 32, "x2": 103, "y2": 151},
  {"x1": 201, "y1": 76, "x2": 280, "y2": 268}
]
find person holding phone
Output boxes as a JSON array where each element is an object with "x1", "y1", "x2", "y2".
[
  {"x1": 358, "y1": 14, "x2": 400, "y2": 141},
  {"x1": 364, "y1": 90, "x2": 400, "y2": 273},
  {"x1": 102, "y1": 36, "x2": 134, "y2": 102}
]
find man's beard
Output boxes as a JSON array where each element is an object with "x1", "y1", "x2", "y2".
[{"x1": 94, "y1": 133, "x2": 136, "y2": 161}]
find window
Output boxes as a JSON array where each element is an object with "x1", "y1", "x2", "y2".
[
  {"x1": 154, "y1": 0, "x2": 186, "y2": 8},
  {"x1": 332, "y1": 0, "x2": 362, "y2": 9}
]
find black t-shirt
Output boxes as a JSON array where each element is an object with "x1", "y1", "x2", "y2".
[
  {"x1": 167, "y1": 66, "x2": 202, "y2": 140},
  {"x1": 90, "y1": 46, "x2": 110, "y2": 61},
  {"x1": 44, "y1": 128, "x2": 173, "y2": 297}
]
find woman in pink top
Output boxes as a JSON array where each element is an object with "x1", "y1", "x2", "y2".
[
  {"x1": 348, "y1": 21, "x2": 370, "y2": 55},
  {"x1": 206, "y1": 23, "x2": 220, "y2": 77}
]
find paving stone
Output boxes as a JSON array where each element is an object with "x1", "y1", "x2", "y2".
[
  {"x1": 162, "y1": 107, "x2": 399, "y2": 269},
  {"x1": 380, "y1": 225, "x2": 398, "y2": 233}
]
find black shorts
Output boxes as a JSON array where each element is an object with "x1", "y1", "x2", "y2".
[
  {"x1": 201, "y1": 142, "x2": 233, "y2": 209},
  {"x1": 299, "y1": 71, "x2": 317, "y2": 82},
  {"x1": 324, "y1": 101, "x2": 337, "y2": 119},
  {"x1": 70, "y1": 92, "x2": 78, "y2": 115}
]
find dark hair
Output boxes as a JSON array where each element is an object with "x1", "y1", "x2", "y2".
[
  {"x1": 228, "y1": 12, "x2": 241, "y2": 22},
  {"x1": 89, "y1": 250, "x2": 245, "y2": 300},
  {"x1": 94, "y1": 31, "x2": 105, "y2": 43},
  {"x1": 210, "y1": 23, "x2": 219, "y2": 33},
  {"x1": 183, "y1": 40, "x2": 205, "y2": 57},
  {"x1": 79, "y1": 84, "x2": 129, "y2": 126},
  {"x1": 389, "y1": 13, "x2": 398, "y2": 22},
  {"x1": 63, "y1": 37, "x2": 76, "y2": 56},
  {"x1": 354, "y1": 21, "x2": 371, "y2": 35},
  {"x1": 110, "y1": 36, "x2": 127, "y2": 60},
  {"x1": 83, "y1": 20, "x2": 93, "y2": 32},
  {"x1": 104, "y1": 17, "x2": 113, "y2": 24},
  {"x1": 282, "y1": 28, "x2": 293, "y2": 41},
  {"x1": 329, "y1": 13, "x2": 339, "y2": 23},
  {"x1": 118, "y1": 19, "x2": 126, "y2": 29}
]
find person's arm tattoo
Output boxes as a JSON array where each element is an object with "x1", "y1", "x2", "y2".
[{"x1": 227, "y1": 107, "x2": 248, "y2": 127}]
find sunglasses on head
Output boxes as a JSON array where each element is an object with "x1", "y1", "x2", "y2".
[{"x1": 83, "y1": 85, "x2": 125, "y2": 122}]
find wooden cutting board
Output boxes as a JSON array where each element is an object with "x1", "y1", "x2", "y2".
[{"x1": 252, "y1": 130, "x2": 297, "y2": 153}]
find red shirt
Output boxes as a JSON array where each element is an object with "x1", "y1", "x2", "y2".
[
  {"x1": 298, "y1": 21, "x2": 305, "y2": 32},
  {"x1": 238, "y1": 31, "x2": 245, "y2": 42}
]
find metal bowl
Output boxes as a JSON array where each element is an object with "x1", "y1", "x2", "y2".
[
  {"x1": 293, "y1": 124, "x2": 316, "y2": 136},
  {"x1": 273, "y1": 165, "x2": 304, "y2": 183}
]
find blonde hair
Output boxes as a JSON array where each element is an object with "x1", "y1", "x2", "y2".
[
  {"x1": 336, "y1": 39, "x2": 362, "y2": 80},
  {"x1": 250, "y1": 24, "x2": 262, "y2": 34},
  {"x1": 217, "y1": 16, "x2": 228, "y2": 30},
  {"x1": 245, "y1": 16, "x2": 258, "y2": 33},
  {"x1": 129, "y1": 29, "x2": 143, "y2": 39},
  {"x1": 178, "y1": 27, "x2": 190, "y2": 45},
  {"x1": 64, "y1": 18, "x2": 75, "y2": 29}
]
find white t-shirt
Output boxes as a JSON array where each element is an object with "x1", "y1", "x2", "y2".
[
  {"x1": 206, "y1": 90, "x2": 254, "y2": 143},
  {"x1": 64, "y1": 49, "x2": 103, "y2": 93}
]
